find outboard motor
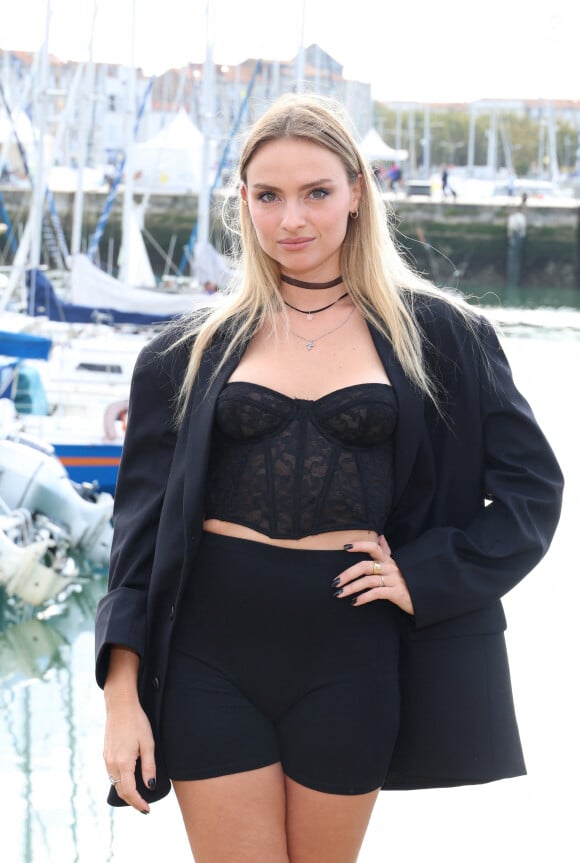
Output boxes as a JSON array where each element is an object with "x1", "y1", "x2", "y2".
[{"x1": 0, "y1": 439, "x2": 114, "y2": 565}]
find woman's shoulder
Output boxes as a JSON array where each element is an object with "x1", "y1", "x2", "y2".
[
  {"x1": 402, "y1": 288, "x2": 501, "y2": 387},
  {"x1": 136, "y1": 310, "x2": 240, "y2": 378},
  {"x1": 407, "y1": 286, "x2": 477, "y2": 324},
  {"x1": 134, "y1": 318, "x2": 196, "y2": 383},
  {"x1": 406, "y1": 287, "x2": 490, "y2": 345}
]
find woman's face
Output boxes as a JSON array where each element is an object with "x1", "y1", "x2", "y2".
[{"x1": 241, "y1": 137, "x2": 361, "y2": 281}]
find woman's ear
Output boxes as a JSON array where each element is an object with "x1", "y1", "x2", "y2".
[
  {"x1": 240, "y1": 183, "x2": 248, "y2": 205},
  {"x1": 351, "y1": 173, "x2": 363, "y2": 211}
]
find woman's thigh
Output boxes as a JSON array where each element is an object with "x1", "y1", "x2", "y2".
[
  {"x1": 285, "y1": 775, "x2": 380, "y2": 863},
  {"x1": 173, "y1": 763, "x2": 289, "y2": 863},
  {"x1": 172, "y1": 764, "x2": 380, "y2": 863}
]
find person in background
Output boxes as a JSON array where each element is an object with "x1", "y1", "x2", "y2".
[
  {"x1": 388, "y1": 162, "x2": 402, "y2": 192},
  {"x1": 441, "y1": 164, "x2": 457, "y2": 199},
  {"x1": 507, "y1": 200, "x2": 528, "y2": 287},
  {"x1": 96, "y1": 93, "x2": 563, "y2": 863},
  {"x1": 506, "y1": 170, "x2": 516, "y2": 196}
]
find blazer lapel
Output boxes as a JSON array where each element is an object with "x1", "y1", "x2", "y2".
[
  {"x1": 369, "y1": 325, "x2": 425, "y2": 507},
  {"x1": 182, "y1": 337, "x2": 246, "y2": 536}
]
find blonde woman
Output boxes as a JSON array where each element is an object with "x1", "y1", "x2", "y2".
[{"x1": 96, "y1": 94, "x2": 563, "y2": 863}]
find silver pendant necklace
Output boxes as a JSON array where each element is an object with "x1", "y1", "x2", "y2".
[
  {"x1": 284, "y1": 292, "x2": 349, "y2": 320},
  {"x1": 289, "y1": 307, "x2": 355, "y2": 351}
]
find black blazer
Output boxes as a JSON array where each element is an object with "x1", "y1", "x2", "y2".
[{"x1": 95, "y1": 294, "x2": 563, "y2": 804}]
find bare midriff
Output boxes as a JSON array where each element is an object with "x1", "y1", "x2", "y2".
[{"x1": 203, "y1": 519, "x2": 379, "y2": 550}]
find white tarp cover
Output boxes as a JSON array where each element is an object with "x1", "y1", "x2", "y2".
[
  {"x1": 70, "y1": 254, "x2": 208, "y2": 315},
  {"x1": 195, "y1": 240, "x2": 234, "y2": 290}
]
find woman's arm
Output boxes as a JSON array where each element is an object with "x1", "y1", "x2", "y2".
[
  {"x1": 391, "y1": 317, "x2": 564, "y2": 628},
  {"x1": 102, "y1": 646, "x2": 157, "y2": 812},
  {"x1": 95, "y1": 329, "x2": 183, "y2": 686},
  {"x1": 96, "y1": 328, "x2": 188, "y2": 808}
]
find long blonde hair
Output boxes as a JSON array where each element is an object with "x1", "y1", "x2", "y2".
[{"x1": 172, "y1": 92, "x2": 472, "y2": 422}]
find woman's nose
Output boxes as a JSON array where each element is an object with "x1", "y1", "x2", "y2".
[{"x1": 281, "y1": 199, "x2": 306, "y2": 229}]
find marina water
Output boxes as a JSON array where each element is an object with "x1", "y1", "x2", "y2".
[{"x1": 1, "y1": 289, "x2": 578, "y2": 863}]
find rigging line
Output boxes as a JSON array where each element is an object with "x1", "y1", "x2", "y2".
[
  {"x1": 0, "y1": 81, "x2": 70, "y2": 263},
  {"x1": 177, "y1": 59, "x2": 263, "y2": 275},
  {"x1": 87, "y1": 76, "x2": 156, "y2": 261},
  {"x1": 0, "y1": 190, "x2": 18, "y2": 255}
]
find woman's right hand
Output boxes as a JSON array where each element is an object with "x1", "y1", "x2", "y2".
[{"x1": 103, "y1": 647, "x2": 156, "y2": 813}]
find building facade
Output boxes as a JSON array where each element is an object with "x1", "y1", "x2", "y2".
[{"x1": 0, "y1": 45, "x2": 372, "y2": 181}]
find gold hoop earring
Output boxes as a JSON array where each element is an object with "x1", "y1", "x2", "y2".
[{"x1": 349, "y1": 210, "x2": 359, "y2": 220}]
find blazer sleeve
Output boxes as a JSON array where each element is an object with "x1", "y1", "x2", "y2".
[
  {"x1": 94, "y1": 330, "x2": 184, "y2": 687},
  {"x1": 392, "y1": 315, "x2": 564, "y2": 629}
]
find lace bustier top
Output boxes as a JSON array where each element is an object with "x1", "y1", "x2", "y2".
[{"x1": 203, "y1": 381, "x2": 397, "y2": 539}]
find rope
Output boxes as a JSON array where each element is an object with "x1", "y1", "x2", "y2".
[
  {"x1": 87, "y1": 76, "x2": 155, "y2": 261},
  {"x1": 177, "y1": 59, "x2": 263, "y2": 275}
]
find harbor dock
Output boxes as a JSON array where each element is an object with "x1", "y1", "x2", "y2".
[{"x1": 1, "y1": 185, "x2": 579, "y2": 290}]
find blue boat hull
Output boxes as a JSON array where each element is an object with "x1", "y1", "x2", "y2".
[{"x1": 52, "y1": 442, "x2": 122, "y2": 495}]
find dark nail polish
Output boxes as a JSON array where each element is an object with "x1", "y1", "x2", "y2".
[
  {"x1": 141, "y1": 810, "x2": 149, "y2": 815},
  {"x1": 351, "y1": 597, "x2": 358, "y2": 605},
  {"x1": 343, "y1": 543, "x2": 353, "y2": 550},
  {"x1": 147, "y1": 778, "x2": 156, "y2": 790},
  {"x1": 331, "y1": 576, "x2": 341, "y2": 587},
  {"x1": 333, "y1": 588, "x2": 343, "y2": 597}
]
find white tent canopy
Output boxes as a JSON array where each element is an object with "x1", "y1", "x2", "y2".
[
  {"x1": 360, "y1": 128, "x2": 408, "y2": 163},
  {"x1": 133, "y1": 108, "x2": 216, "y2": 194}
]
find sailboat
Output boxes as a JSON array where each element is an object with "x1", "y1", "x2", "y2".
[
  {"x1": 23, "y1": 89, "x2": 229, "y2": 326},
  {"x1": 0, "y1": 321, "x2": 146, "y2": 493},
  {"x1": 2, "y1": 0, "x2": 238, "y2": 500},
  {"x1": 1, "y1": 17, "x2": 216, "y2": 492}
]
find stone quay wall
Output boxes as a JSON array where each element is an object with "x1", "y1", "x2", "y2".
[{"x1": 2, "y1": 187, "x2": 579, "y2": 291}]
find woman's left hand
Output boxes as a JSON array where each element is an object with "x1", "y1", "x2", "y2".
[{"x1": 334, "y1": 535, "x2": 414, "y2": 615}]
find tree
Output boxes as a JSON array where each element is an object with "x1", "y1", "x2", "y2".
[{"x1": 372, "y1": 102, "x2": 567, "y2": 177}]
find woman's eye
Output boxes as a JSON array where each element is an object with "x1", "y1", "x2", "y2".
[
  {"x1": 310, "y1": 188, "x2": 329, "y2": 200},
  {"x1": 257, "y1": 191, "x2": 277, "y2": 203}
]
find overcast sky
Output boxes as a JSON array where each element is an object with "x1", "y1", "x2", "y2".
[{"x1": 1, "y1": 0, "x2": 578, "y2": 103}]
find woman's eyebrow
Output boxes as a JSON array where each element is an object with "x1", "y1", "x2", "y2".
[{"x1": 250, "y1": 178, "x2": 336, "y2": 192}]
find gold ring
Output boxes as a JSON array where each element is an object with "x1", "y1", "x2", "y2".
[{"x1": 372, "y1": 561, "x2": 382, "y2": 576}]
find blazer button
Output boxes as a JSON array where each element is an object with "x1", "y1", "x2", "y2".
[{"x1": 152, "y1": 675, "x2": 160, "y2": 690}]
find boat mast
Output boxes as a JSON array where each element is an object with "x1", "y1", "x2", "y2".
[
  {"x1": 118, "y1": 0, "x2": 137, "y2": 284},
  {"x1": 547, "y1": 101, "x2": 560, "y2": 183},
  {"x1": 487, "y1": 102, "x2": 498, "y2": 178},
  {"x1": 0, "y1": 2, "x2": 51, "y2": 310},
  {"x1": 295, "y1": 0, "x2": 306, "y2": 93},
  {"x1": 71, "y1": 0, "x2": 98, "y2": 257},
  {"x1": 422, "y1": 104, "x2": 431, "y2": 179},
  {"x1": 196, "y1": 0, "x2": 216, "y2": 251},
  {"x1": 29, "y1": 1, "x2": 51, "y2": 273},
  {"x1": 467, "y1": 103, "x2": 476, "y2": 177}
]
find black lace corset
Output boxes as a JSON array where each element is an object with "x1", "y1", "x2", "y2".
[{"x1": 203, "y1": 382, "x2": 397, "y2": 539}]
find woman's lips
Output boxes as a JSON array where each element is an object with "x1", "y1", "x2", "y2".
[{"x1": 278, "y1": 237, "x2": 314, "y2": 251}]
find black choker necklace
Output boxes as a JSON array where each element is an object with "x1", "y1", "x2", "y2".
[
  {"x1": 284, "y1": 293, "x2": 348, "y2": 317},
  {"x1": 280, "y1": 274, "x2": 344, "y2": 290}
]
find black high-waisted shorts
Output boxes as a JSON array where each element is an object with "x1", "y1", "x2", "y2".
[{"x1": 161, "y1": 532, "x2": 400, "y2": 795}]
